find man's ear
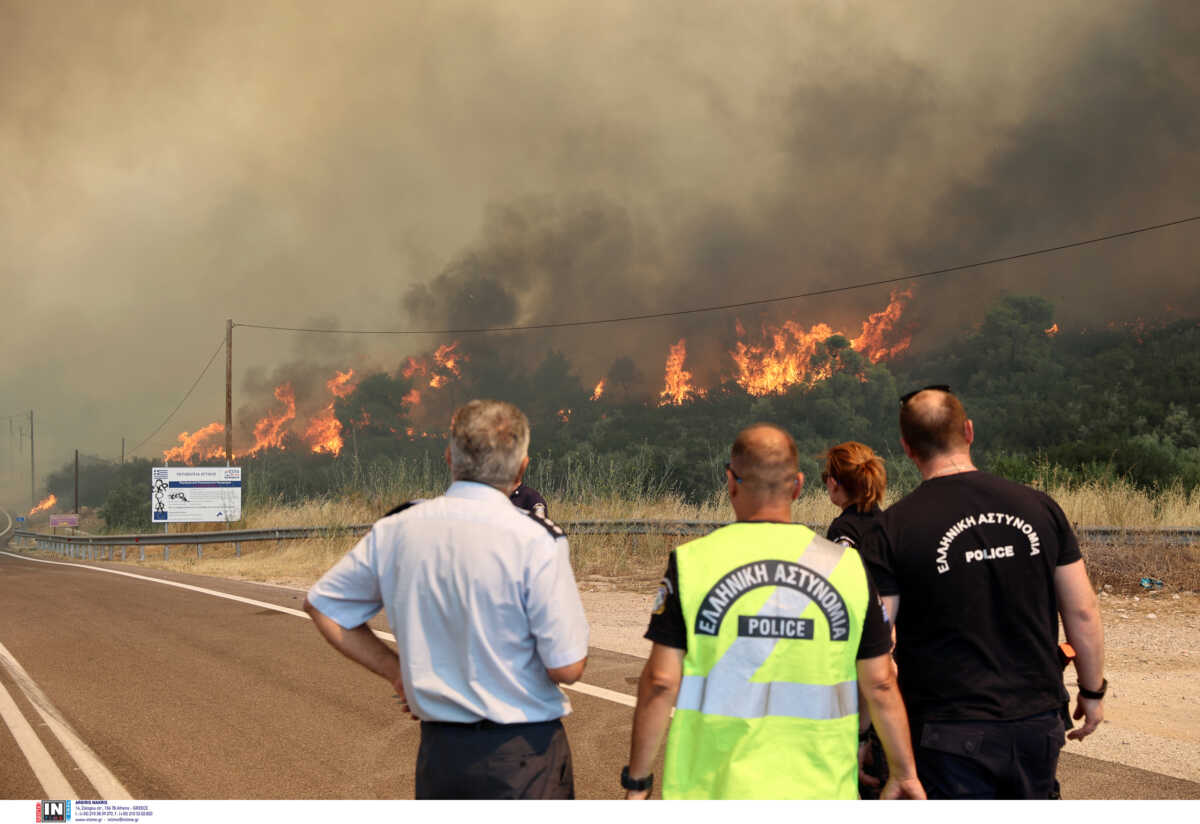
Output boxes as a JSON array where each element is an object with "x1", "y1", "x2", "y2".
[
  {"x1": 791, "y1": 472, "x2": 803, "y2": 501},
  {"x1": 726, "y1": 468, "x2": 739, "y2": 500},
  {"x1": 900, "y1": 437, "x2": 915, "y2": 461},
  {"x1": 963, "y1": 418, "x2": 975, "y2": 446},
  {"x1": 514, "y1": 455, "x2": 530, "y2": 488},
  {"x1": 444, "y1": 446, "x2": 452, "y2": 468}
]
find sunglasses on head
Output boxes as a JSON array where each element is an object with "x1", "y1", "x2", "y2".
[{"x1": 900, "y1": 384, "x2": 952, "y2": 405}]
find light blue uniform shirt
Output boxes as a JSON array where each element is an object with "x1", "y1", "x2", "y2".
[{"x1": 307, "y1": 481, "x2": 590, "y2": 724}]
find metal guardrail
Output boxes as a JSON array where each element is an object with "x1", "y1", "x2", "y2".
[{"x1": 10, "y1": 521, "x2": 1200, "y2": 563}]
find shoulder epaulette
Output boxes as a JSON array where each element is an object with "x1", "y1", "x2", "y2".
[
  {"x1": 520, "y1": 507, "x2": 567, "y2": 539},
  {"x1": 384, "y1": 500, "x2": 424, "y2": 517}
]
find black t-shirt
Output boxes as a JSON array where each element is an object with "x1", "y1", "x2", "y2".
[
  {"x1": 510, "y1": 484, "x2": 548, "y2": 518},
  {"x1": 859, "y1": 470, "x2": 1082, "y2": 724},
  {"x1": 645, "y1": 542, "x2": 893, "y2": 661},
  {"x1": 827, "y1": 504, "x2": 883, "y2": 551}
]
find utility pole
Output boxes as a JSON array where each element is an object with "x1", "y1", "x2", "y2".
[
  {"x1": 29, "y1": 409, "x2": 35, "y2": 510},
  {"x1": 121, "y1": 437, "x2": 125, "y2": 465},
  {"x1": 225, "y1": 318, "x2": 233, "y2": 466},
  {"x1": 74, "y1": 449, "x2": 79, "y2": 514}
]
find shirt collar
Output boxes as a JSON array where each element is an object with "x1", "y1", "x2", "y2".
[{"x1": 445, "y1": 480, "x2": 512, "y2": 504}]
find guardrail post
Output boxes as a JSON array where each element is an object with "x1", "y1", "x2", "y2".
[
  {"x1": 197, "y1": 545, "x2": 203, "y2": 561},
  {"x1": 235, "y1": 541, "x2": 241, "y2": 558},
  {"x1": 121, "y1": 547, "x2": 126, "y2": 561},
  {"x1": 164, "y1": 545, "x2": 169, "y2": 561},
  {"x1": 139, "y1": 546, "x2": 145, "y2": 562}
]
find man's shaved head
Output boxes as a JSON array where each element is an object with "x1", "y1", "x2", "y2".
[
  {"x1": 899, "y1": 389, "x2": 969, "y2": 461},
  {"x1": 730, "y1": 424, "x2": 799, "y2": 498}
]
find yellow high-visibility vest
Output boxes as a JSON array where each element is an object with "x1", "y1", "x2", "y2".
[{"x1": 663, "y1": 522, "x2": 871, "y2": 799}]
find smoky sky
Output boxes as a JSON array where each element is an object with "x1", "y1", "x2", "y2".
[{"x1": 1, "y1": 0, "x2": 1197, "y2": 499}]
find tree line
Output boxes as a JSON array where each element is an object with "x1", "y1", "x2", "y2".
[{"x1": 45, "y1": 295, "x2": 1200, "y2": 530}]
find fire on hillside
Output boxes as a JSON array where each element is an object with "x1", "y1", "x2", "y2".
[{"x1": 161, "y1": 291, "x2": 915, "y2": 464}]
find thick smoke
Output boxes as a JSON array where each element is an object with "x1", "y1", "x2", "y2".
[{"x1": 1, "y1": 0, "x2": 1196, "y2": 497}]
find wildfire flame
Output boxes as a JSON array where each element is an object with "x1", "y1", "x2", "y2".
[
  {"x1": 558, "y1": 408, "x2": 572, "y2": 423},
  {"x1": 591, "y1": 379, "x2": 605, "y2": 401},
  {"x1": 1044, "y1": 323, "x2": 1060, "y2": 337},
  {"x1": 30, "y1": 494, "x2": 57, "y2": 516},
  {"x1": 163, "y1": 422, "x2": 226, "y2": 463},
  {"x1": 327, "y1": 369, "x2": 357, "y2": 398},
  {"x1": 659, "y1": 339, "x2": 705, "y2": 406},
  {"x1": 730, "y1": 290, "x2": 912, "y2": 397},
  {"x1": 246, "y1": 384, "x2": 296, "y2": 456},
  {"x1": 402, "y1": 342, "x2": 466, "y2": 394},
  {"x1": 303, "y1": 370, "x2": 359, "y2": 456}
]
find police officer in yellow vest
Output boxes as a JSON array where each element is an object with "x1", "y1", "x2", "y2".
[{"x1": 622, "y1": 424, "x2": 925, "y2": 800}]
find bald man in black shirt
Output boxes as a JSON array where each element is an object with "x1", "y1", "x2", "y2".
[{"x1": 860, "y1": 387, "x2": 1105, "y2": 799}]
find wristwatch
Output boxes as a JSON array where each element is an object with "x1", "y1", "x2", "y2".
[
  {"x1": 1077, "y1": 678, "x2": 1107, "y2": 700},
  {"x1": 621, "y1": 766, "x2": 654, "y2": 793}
]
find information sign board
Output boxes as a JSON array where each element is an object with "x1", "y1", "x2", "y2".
[
  {"x1": 49, "y1": 514, "x2": 79, "y2": 527},
  {"x1": 152, "y1": 467, "x2": 241, "y2": 523}
]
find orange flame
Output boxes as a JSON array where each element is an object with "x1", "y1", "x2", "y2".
[
  {"x1": 658, "y1": 339, "x2": 705, "y2": 406},
  {"x1": 558, "y1": 408, "x2": 572, "y2": 423},
  {"x1": 163, "y1": 422, "x2": 225, "y2": 463},
  {"x1": 401, "y1": 342, "x2": 466, "y2": 391},
  {"x1": 327, "y1": 369, "x2": 357, "y2": 398},
  {"x1": 731, "y1": 291, "x2": 912, "y2": 397},
  {"x1": 1044, "y1": 323, "x2": 1060, "y2": 337},
  {"x1": 849, "y1": 289, "x2": 913, "y2": 362},
  {"x1": 402, "y1": 389, "x2": 421, "y2": 406},
  {"x1": 30, "y1": 494, "x2": 57, "y2": 516},
  {"x1": 591, "y1": 379, "x2": 605, "y2": 401},
  {"x1": 433, "y1": 342, "x2": 464, "y2": 375},
  {"x1": 305, "y1": 407, "x2": 342, "y2": 455},
  {"x1": 401, "y1": 357, "x2": 428, "y2": 380},
  {"x1": 245, "y1": 384, "x2": 296, "y2": 456},
  {"x1": 304, "y1": 370, "x2": 359, "y2": 456}
]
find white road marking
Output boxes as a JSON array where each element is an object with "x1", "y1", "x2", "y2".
[
  {"x1": 1, "y1": 551, "x2": 641, "y2": 711},
  {"x1": 560, "y1": 680, "x2": 636, "y2": 708},
  {"x1": 0, "y1": 672, "x2": 77, "y2": 798},
  {"x1": 0, "y1": 639, "x2": 131, "y2": 800}
]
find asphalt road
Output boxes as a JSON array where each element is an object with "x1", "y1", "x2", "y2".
[{"x1": 1, "y1": 544, "x2": 1197, "y2": 801}]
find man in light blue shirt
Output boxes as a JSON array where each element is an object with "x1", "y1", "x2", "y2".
[{"x1": 304, "y1": 399, "x2": 589, "y2": 799}]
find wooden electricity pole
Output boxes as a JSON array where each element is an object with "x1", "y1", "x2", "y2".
[
  {"x1": 225, "y1": 319, "x2": 233, "y2": 466},
  {"x1": 74, "y1": 449, "x2": 79, "y2": 514},
  {"x1": 29, "y1": 409, "x2": 34, "y2": 510}
]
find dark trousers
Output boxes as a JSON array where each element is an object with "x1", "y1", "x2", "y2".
[
  {"x1": 913, "y1": 711, "x2": 1066, "y2": 799},
  {"x1": 415, "y1": 718, "x2": 574, "y2": 800}
]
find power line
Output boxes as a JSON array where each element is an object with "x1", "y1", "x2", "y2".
[
  {"x1": 234, "y1": 214, "x2": 1200, "y2": 336},
  {"x1": 127, "y1": 335, "x2": 226, "y2": 457}
]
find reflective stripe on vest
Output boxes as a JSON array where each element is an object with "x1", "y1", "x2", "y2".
[{"x1": 677, "y1": 675, "x2": 857, "y2": 720}]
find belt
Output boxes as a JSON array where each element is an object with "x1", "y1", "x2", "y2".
[{"x1": 421, "y1": 718, "x2": 561, "y2": 730}]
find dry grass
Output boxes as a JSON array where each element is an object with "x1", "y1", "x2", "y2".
[
  {"x1": 1041, "y1": 479, "x2": 1200, "y2": 528},
  {"x1": 15, "y1": 481, "x2": 1200, "y2": 594}
]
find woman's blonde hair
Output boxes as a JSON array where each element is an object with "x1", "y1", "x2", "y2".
[{"x1": 821, "y1": 441, "x2": 886, "y2": 512}]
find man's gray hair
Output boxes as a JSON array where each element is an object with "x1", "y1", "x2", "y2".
[{"x1": 449, "y1": 399, "x2": 531, "y2": 489}]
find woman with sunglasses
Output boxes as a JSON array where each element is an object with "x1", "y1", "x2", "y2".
[{"x1": 821, "y1": 440, "x2": 890, "y2": 799}]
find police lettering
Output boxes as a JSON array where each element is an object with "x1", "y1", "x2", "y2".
[
  {"x1": 737, "y1": 615, "x2": 814, "y2": 639},
  {"x1": 695, "y1": 560, "x2": 850, "y2": 640},
  {"x1": 964, "y1": 545, "x2": 1015, "y2": 563}
]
